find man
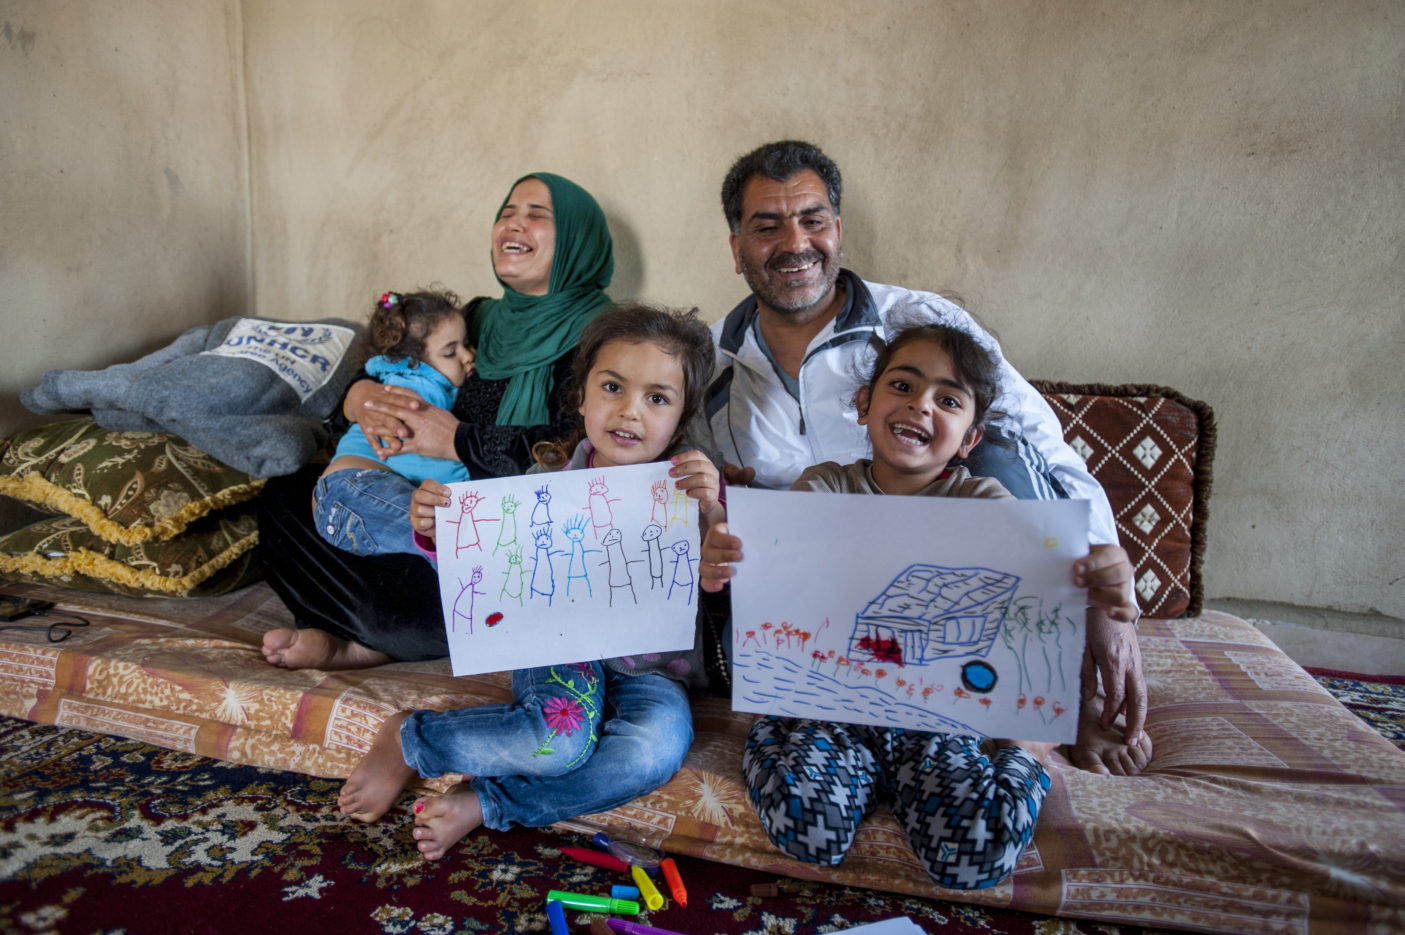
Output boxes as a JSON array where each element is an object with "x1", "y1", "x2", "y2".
[{"x1": 697, "y1": 140, "x2": 1150, "y2": 775}]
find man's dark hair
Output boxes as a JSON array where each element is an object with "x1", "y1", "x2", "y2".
[{"x1": 720, "y1": 140, "x2": 842, "y2": 232}]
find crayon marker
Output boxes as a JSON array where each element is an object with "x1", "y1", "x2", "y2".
[
  {"x1": 546, "y1": 890, "x2": 640, "y2": 915},
  {"x1": 605, "y1": 920, "x2": 689, "y2": 935},
  {"x1": 659, "y1": 858, "x2": 687, "y2": 907},
  {"x1": 610, "y1": 885, "x2": 641, "y2": 900},
  {"x1": 545, "y1": 900, "x2": 568, "y2": 935},
  {"x1": 561, "y1": 846, "x2": 630, "y2": 874},
  {"x1": 750, "y1": 878, "x2": 805, "y2": 897},
  {"x1": 590, "y1": 918, "x2": 614, "y2": 935},
  {"x1": 630, "y1": 864, "x2": 664, "y2": 911}
]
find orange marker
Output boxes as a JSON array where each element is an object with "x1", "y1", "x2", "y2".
[
  {"x1": 660, "y1": 857, "x2": 687, "y2": 907},
  {"x1": 631, "y1": 864, "x2": 665, "y2": 910}
]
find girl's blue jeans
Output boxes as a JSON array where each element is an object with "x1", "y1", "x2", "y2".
[
  {"x1": 312, "y1": 468, "x2": 418, "y2": 558},
  {"x1": 399, "y1": 662, "x2": 693, "y2": 830}
]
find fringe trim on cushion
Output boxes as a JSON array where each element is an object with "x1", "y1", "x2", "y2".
[
  {"x1": 0, "y1": 473, "x2": 266, "y2": 545},
  {"x1": 0, "y1": 530, "x2": 258, "y2": 595},
  {"x1": 1031, "y1": 381, "x2": 1217, "y2": 617}
]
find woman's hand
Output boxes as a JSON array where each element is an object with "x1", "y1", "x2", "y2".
[
  {"x1": 352, "y1": 382, "x2": 461, "y2": 462},
  {"x1": 410, "y1": 479, "x2": 453, "y2": 540},
  {"x1": 700, "y1": 521, "x2": 744, "y2": 592},
  {"x1": 670, "y1": 449, "x2": 725, "y2": 527},
  {"x1": 345, "y1": 381, "x2": 424, "y2": 458}
]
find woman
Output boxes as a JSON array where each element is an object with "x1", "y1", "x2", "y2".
[{"x1": 257, "y1": 173, "x2": 615, "y2": 670}]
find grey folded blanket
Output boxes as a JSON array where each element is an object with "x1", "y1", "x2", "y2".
[{"x1": 22, "y1": 316, "x2": 363, "y2": 477}]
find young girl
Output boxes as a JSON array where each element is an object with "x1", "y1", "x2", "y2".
[
  {"x1": 699, "y1": 322, "x2": 1139, "y2": 891},
  {"x1": 337, "y1": 304, "x2": 723, "y2": 861},
  {"x1": 313, "y1": 288, "x2": 476, "y2": 558}
]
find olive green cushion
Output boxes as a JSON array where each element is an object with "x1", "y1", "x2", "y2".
[
  {"x1": 0, "y1": 507, "x2": 260, "y2": 597},
  {"x1": 0, "y1": 418, "x2": 264, "y2": 545}
]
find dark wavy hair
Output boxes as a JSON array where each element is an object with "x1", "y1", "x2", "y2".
[
  {"x1": 365, "y1": 286, "x2": 465, "y2": 366},
  {"x1": 720, "y1": 140, "x2": 842, "y2": 233},
  {"x1": 534, "y1": 304, "x2": 715, "y2": 468},
  {"x1": 863, "y1": 322, "x2": 1004, "y2": 439}
]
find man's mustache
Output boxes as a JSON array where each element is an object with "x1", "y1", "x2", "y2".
[{"x1": 766, "y1": 251, "x2": 826, "y2": 272}]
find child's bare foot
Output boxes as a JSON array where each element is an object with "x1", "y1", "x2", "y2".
[
  {"x1": 1067, "y1": 695, "x2": 1153, "y2": 776},
  {"x1": 412, "y1": 783, "x2": 484, "y2": 860},
  {"x1": 262, "y1": 627, "x2": 391, "y2": 670},
  {"x1": 339, "y1": 712, "x2": 416, "y2": 822}
]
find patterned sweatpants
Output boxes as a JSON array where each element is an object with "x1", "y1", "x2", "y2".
[{"x1": 743, "y1": 716, "x2": 1051, "y2": 890}]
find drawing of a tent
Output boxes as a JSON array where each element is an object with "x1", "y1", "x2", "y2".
[{"x1": 848, "y1": 564, "x2": 1020, "y2": 665}]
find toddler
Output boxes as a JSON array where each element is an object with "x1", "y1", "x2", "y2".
[{"x1": 314, "y1": 288, "x2": 475, "y2": 557}]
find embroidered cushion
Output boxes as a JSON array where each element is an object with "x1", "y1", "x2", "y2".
[
  {"x1": 0, "y1": 418, "x2": 264, "y2": 545},
  {"x1": 1034, "y1": 383, "x2": 1216, "y2": 617},
  {"x1": 0, "y1": 506, "x2": 260, "y2": 597}
]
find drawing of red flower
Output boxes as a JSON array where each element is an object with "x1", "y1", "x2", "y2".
[{"x1": 543, "y1": 697, "x2": 586, "y2": 736}]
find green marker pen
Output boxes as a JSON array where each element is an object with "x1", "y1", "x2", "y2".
[{"x1": 545, "y1": 890, "x2": 641, "y2": 915}]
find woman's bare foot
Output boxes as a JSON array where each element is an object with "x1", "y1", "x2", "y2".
[
  {"x1": 412, "y1": 783, "x2": 484, "y2": 860},
  {"x1": 339, "y1": 712, "x2": 416, "y2": 822},
  {"x1": 261, "y1": 627, "x2": 391, "y2": 670},
  {"x1": 998, "y1": 738, "x2": 1059, "y2": 765},
  {"x1": 1067, "y1": 696, "x2": 1153, "y2": 776}
]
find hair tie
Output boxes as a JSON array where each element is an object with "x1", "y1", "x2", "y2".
[{"x1": 379, "y1": 291, "x2": 401, "y2": 308}]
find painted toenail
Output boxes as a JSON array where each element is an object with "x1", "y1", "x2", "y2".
[{"x1": 414, "y1": 800, "x2": 424, "y2": 814}]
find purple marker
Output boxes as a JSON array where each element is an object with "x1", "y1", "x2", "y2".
[{"x1": 605, "y1": 919, "x2": 688, "y2": 935}]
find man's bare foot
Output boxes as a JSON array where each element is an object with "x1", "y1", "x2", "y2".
[
  {"x1": 1067, "y1": 697, "x2": 1153, "y2": 776},
  {"x1": 339, "y1": 712, "x2": 416, "y2": 822},
  {"x1": 412, "y1": 783, "x2": 484, "y2": 860},
  {"x1": 261, "y1": 627, "x2": 391, "y2": 670}
]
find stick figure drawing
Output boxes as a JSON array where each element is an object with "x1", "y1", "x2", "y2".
[
  {"x1": 584, "y1": 475, "x2": 621, "y2": 542},
  {"x1": 640, "y1": 522, "x2": 665, "y2": 590},
  {"x1": 428, "y1": 462, "x2": 704, "y2": 677},
  {"x1": 530, "y1": 526, "x2": 565, "y2": 606},
  {"x1": 599, "y1": 527, "x2": 639, "y2": 606},
  {"x1": 452, "y1": 566, "x2": 485, "y2": 633},
  {"x1": 449, "y1": 490, "x2": 498, "y2": 557},
  {"x1": 562, "y1": 512, "x2": 600, "y2": 598}
]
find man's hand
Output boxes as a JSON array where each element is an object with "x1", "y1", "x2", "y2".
[
  {"x1": 1074, "y1": 544, "x2": 1139, "y2": 623},
  {"x1": 1081, "y1": 606, "x2": 1148, "y2": 745},
  {"x1": 722, "y1": 463, "x2": 755, "y2": 487}
]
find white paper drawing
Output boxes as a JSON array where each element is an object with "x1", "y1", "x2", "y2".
[
  {"x1": 434, "y1": 461, "x2": 701, "y2": 676},
  {"x1": 727, "y1": 488, "x2": 1090, "y2": 743}
]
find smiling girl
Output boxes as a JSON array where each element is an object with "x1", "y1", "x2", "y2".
[
  {"x1": 338, "y1": 304, "x2": 723, "y2": 862},
  {"x1": 700, "y1": 321, "x2": 1139, "y2": 891}
]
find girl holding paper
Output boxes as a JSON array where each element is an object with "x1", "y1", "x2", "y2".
[
  {"x1": 699, "y1": 322, "x2": 1139, "y2": 890},
  {"x1": 338, "y1": 305, "x2": 725, "y2": 861}
]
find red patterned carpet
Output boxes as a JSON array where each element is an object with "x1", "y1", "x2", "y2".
[{"x1": 2, "y1": 670, "x2": 1401, "y2": 935}]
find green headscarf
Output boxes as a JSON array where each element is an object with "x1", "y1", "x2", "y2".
[{"x1": 470, "y1": 172, "x2": 615, "y2": 426}]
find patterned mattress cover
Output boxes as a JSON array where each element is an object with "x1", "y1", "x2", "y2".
[{"x1": 0, "y1": 580, "x2": 1401, "y2": 934}]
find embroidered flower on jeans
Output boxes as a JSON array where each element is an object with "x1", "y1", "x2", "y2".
[{"x1": 543, "y1": 697, "x2": 585, "y2": 736}]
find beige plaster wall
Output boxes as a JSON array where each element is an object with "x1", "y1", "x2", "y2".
[
  {"x1": 2, "y1": 1, "x2": 1401, "y2": 620},
  {"x1": 0, "y1": 0, "x2": 249, "y2": 527}
]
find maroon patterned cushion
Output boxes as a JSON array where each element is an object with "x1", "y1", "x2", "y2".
[{"x1": 1033, "y1": 383, "x2": 1216, "y2": 618}]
